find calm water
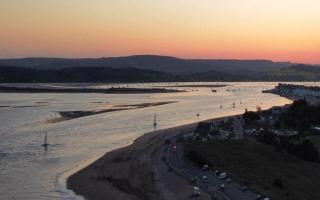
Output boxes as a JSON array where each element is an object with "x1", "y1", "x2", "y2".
[{"x1": 0, "y1": 82, "x2": 298, "y2": 200}]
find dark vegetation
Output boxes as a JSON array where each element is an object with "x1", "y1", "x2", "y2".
[
  {"x1": 259, "y1": 130, "x2": 320, "y2": 162},
  {"x1": 243, "y1": 100, "x2": 320, "y2": 163},
  {"x1": 185, "y1": 99, "x2": 320, "y2": 199},
  {"x1": 263, "y1": 65, "x2": 320, "y2": 81},
  {"x1": 1, "y1": 65, "x2": 320, "y2": 83},
  {"x1": 0, "y1": 66, "x2": 181, "y2": 83},
  {"x1": 185, "y1": 140, "x2": 320, "y2": 200},
  {"x1": 243, "y1": 110, "x2": 260, "y2": 122},
  {"x1": 276, "y1": 99, "x2": 320, "y2": 131},
  {"x1": 0, "y1": 55, "x2": 292, "y2": 73},
  {"x1": 272, "y1": 178, "x2": 283, "y2": 189},
  {"x1": 247, "y1": 100, "x2": 320, "y2": 162},
  {"x1": 183, "y1": 150, "x2": 210, "y2": 168}
]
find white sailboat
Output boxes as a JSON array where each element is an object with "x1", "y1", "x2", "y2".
[
  {"x1": 42, "y1": 132, "x2": 48, "y2": 147},
  {"x1": 153, "y1": 113, "x2": 158, "y2": 127}
]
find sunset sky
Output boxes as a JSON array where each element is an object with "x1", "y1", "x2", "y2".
[{"x1": 1, "y1": 0, "x2": 320, "y2": 63}]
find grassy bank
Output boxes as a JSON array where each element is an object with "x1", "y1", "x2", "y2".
[{"x1": 185, "y1": 140, "x2": 320, "y2": 200}]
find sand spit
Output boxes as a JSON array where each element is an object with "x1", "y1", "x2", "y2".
[{"x1": 47, "y1": 101, "x2": 178, "y2": 123}]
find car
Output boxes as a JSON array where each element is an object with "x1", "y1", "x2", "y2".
[
  {"x1": 217, "y1": 184, "x2": 225, "y2": 190},
  {"x1": 192, "y1": 186, "x2": 201, "y2": 196},
  {"x1": 202, "y1": 176, "x2": 208, "y2": 182},
  {"x1": 255, "y1": 194, "x2": 262, "y2": 200},
  {"x1": 241, "y1": 186, "x2": 248, "y2": 191},
  {"x1": 202, "y1": 164, "x2": 209, "y2": 171},
  {"x1": 227, "y1": 178, "x2": 232, "y2": 183},
  {"x1": 214, "y1": 170, "x2": 220, "y2": 176},
  {"x1": 263, "y1": 198, "x2": 271, "y2": 200}
]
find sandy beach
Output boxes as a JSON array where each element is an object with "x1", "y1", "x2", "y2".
[
  {"x1": 67, "y1": 114, "x2": 240, "y2": 200},
  {"x1": 47, "y1": 101, "x2": 177, "y2": 123},
  {"x1": 67, "y1": 121, "x2": 219, "y2": 200}
]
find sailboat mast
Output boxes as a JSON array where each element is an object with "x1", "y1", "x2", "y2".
[
  {"x1": 44, "y1": 132, "x2": 48, "y2": 145},
  {"x1": 153, "y1": 113, "x2": 157, "y2": 126}
]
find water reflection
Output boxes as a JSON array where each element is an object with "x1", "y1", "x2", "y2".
[{"x1": 0, "y1": 82, "x2": 304, "y2": 200}]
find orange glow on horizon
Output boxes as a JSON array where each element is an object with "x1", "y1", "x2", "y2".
[{"x1": 1, "y1": 0, "x2": 320, "y2": 64}]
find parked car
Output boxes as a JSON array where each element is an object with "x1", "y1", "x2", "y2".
[
  {"x1": 192, "y1": 186, "x2": 200, "y2": 196},
  {"x1": 214, "y1": 170, "x2": 220, "y2": 176},
  {"x1": 202, "y1": 164, "x2": 209, "y2": 171},
  {"x1": 202, "y1": 176, "x2": 208, "y2": 182},
  {"x1": 217, "y1": 184, "x2": 225, "y2": 190},
  {"x1": 241, "y1": 186, "x2": 248, "y2": 191}
]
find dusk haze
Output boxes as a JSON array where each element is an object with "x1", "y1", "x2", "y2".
[
  {"x1": 1, "y1": 0, "x2": 320, "y2": 63},
  {"x1": 1, "y1": 1, "x2": 320, "y2": 200}
]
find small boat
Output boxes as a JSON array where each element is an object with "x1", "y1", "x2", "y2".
[
  {"x1": 42, "y1": 132, "x2": 48, "y2": 148},
  {"x1": 153, "y1": 113, "x2": 157, "y2": 127}
]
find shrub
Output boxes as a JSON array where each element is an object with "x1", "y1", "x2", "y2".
[
  {"x1": 272, "y1": 178, "x2": 283, "y2": 189},
  {"x1": 243, "y1": 110, "x2": 260, "y2": 123},
  {"x1": 260, "y1": 130, "x2": 278, "y2": 145}
]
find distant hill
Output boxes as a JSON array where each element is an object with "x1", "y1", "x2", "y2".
[
  {"x1": 0, "y1": 66, "x2": 182, "y2": 83},
  {"x1": 263, "y1": 64, "x2": 320, "y2": 81},
  {"x1": 1, "y1": 64, "x2": 320, "y2": 82},
  {"x1": 1, "y1": 56, "x2": 319, "y2": 82},
  {"x1": 0, "y1": 55, "x2": 293, "y2": 75}
]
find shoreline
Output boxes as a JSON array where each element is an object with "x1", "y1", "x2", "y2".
[
  {"x1": 66, "y1": 92, "x2": 293, "y2": 200},
  {"x1": 67, "y1": 114, "x2": 240, "y2": 200},
  {"x1": 157, "y1": 84, "x2": 230, "y2": 88},
  {"x1": 0, "y1": 86, "x2": 184, "y2": 94}
]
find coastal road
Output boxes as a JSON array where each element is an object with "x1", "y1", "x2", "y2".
[{"x1": 167, "y1": 138, "x2": 259, "y2": 200}]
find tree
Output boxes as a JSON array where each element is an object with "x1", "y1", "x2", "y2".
[
  {"x1": 272, "y1": 178, "x2": 283, "y2": 189},
  {"x1": 260, "y1": 130, "x2": 277, "y2": 145},
  {"x1": 243, "y1": 110, "x2": 260, "y2": 123},
  {"x1": 299, "y1": 140, "x2": 320, "y2": 162},
  {"x1": 256, "y1": 106, "x2": 262, "y2": 112}
]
